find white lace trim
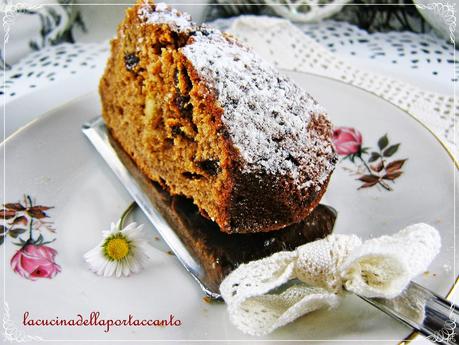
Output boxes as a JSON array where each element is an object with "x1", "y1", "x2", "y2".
[
  {"x1": 220, "y1": 223, "x2": 441, "y2": 336},
  {"x1": 2, "y1": 302, "x2": 42, "y2": 342}
]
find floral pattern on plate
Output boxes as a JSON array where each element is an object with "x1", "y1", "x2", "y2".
[
  {"x1": 333, "y1": 127, "x2": 407, "y2": 191},
  {"x1": 0, "y1": 195, "x2": 61, "y2": 280}
]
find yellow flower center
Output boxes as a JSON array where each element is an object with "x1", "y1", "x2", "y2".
[{"x1": 105, "y1": 237, "x2": 130, "y2": 261}]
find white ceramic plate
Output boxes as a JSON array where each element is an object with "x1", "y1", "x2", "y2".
[{"x1": 1, "y1": 72, "x2": 457, "y2": 344}]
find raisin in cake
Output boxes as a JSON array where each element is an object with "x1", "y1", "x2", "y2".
[{"x1": 99, "y1": 0, "x2": 338, "y2": 234}]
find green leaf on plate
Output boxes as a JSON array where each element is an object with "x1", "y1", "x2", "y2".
[
  {"x1": 8, "y1": 228, "x2": 27, "y2": 238},
  {"x1": 378, "y1": 134, "x2": 389, "y2": 150},
  {"x1": 36, "y1": 234, "x2": 44, "y2": 244},
  {"x1": 383, "y1": 144, "x2": 400, "y2": 157},
  {"x1": 368, "y1": 152, "x2": 380, "y2": 162},
  {"x1": 0, "y1": 235, "x2": 4, "y2": 246}
]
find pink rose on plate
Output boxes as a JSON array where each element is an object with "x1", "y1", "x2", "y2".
[
  {"x1": 10, "y1": 244, "x2": 61, "y2": 280},
  {"x1": 332, "y1": 127, "x2": 363, "y2": 156}
]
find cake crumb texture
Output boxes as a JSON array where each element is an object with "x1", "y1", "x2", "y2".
[{"x1": 99, "y1": 0, "x2": 337, "y2": 233}]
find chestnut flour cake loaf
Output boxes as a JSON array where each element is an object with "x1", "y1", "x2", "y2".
[{"x1": 99, "y1": 0, "x2": 338, "y2": 234}]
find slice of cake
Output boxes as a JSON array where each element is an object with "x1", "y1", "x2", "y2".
[{"x1": 99, "y1": 0, "x2": 338, "y2": 234}]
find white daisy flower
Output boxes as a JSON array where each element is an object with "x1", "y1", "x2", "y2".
[{"x1": 84, "y1": 204, "x2": 157, "y2": 277}]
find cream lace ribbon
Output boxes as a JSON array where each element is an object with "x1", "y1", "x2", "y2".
[{"x1": 220, "y1": 223, "x2": 441, "y2": 336}]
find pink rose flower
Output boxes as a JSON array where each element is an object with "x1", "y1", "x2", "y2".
[
  {"x1": 333, "y1": 127, "x2": 363, "y2": 156},
  {"x1": 10, "y1": 244, "x2": 61, "y2": 280}
]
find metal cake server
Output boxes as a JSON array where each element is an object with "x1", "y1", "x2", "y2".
[{"x1": 83, "y1": 116, "x2": 458, "y2": 344}]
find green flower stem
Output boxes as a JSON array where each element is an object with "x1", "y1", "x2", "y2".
[
  {"x1": 378, "y1": 148, "x2": 387, "y2": 172},
  {"x1": 119, "y1": 202, "x2": 137, "y2": 230},
  {"x1": 29, "y1": 218, "x2": 34, "y2": 241},
  {"x1": 357, "y1": 154, "x2": 392, "y2": 191},
  {"x1": 26, "y1": 195, "x2": 33, "y2": 207}
]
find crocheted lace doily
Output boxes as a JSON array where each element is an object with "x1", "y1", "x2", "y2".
[
  {"x1": 220, "y1": 223, "x2": 441, "y2": 336},
  {"x1": 1, "y1": 42, "x2": 108, "y2": 98}
]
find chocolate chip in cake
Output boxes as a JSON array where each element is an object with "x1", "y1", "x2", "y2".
[
  {"x1": 171, "y1": 125, "x2": 184, "y2": 137},
  {"x1": 171, "y1": 31, "x2": 188, "y2": 48},
  {"x1": 182, "y1": 69, "x2": 192, "y2": 90},
  {"x1": 190, "y1": 28, "x2": 211, "y2": 37},
  {"x1": 218, "y1": 128, "x2": 230, "y2": 139},
  {"x1": 124, "y1": 53, "x2": 140, "y2": 71},
  {"x1": 182, "y1": 172, "x2": 204, "y2": 180},
  {"x1": 174, "y1": 69, "x2": 194, "y2": 120},
  {"x1": 286, "y1": 154, "x2": 300, "y2": 166},
  {"x1": 171, "y1": 125, "x2": 194, "y2": 141},
  {"x1": 175, "y1": 95, "x2": 193, "y2": 120},
  {"x1": 197, "y1": 160, "x2": 221, "y2": 176},
  {"x1": 164, "y1": 138, "x2": 174, "y2": 148}
]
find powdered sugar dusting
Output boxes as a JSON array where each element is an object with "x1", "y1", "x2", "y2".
[
  {"x1": 137, "y1": 1, "x2": 192, "y2": 31},
  {"x1": 136, "y1": 1, "x2": 337, "y2": 189},
  {"x1": 182, "y1": 32, "x2": 337, "y2": 190}
]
